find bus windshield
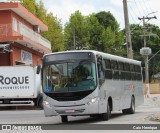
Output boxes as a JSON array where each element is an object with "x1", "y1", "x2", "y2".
[{"x1": 42, "y1": 59, "x2": 97, "y2": 93}]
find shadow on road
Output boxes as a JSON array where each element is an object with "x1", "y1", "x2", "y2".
[{"x1": 56, "y1": 112, "x2": 125, "y2": 125}]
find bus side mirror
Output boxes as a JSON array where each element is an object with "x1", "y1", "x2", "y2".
[{"x1": 37, "y1": 65, "x2": 41, "y2": 74}]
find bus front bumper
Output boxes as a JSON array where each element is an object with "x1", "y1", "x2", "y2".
[{"x1": 43, "y1": 99, "x2": 99, "y2": 117}]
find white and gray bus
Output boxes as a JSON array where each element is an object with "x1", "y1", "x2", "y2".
[{"x1": 41, "y1": 50, "x2": 144, "y2": 122}]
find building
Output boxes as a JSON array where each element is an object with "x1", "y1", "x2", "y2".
[{"x1": 0, "y1": 2, "x2": 51, "y2": 66}]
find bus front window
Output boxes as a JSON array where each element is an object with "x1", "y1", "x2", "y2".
[{"x1": 42, "y1": 60, "x2": 97, "y2": 93}]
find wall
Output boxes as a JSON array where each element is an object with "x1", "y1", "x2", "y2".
[
  {"x1": 12, "y1": 43, "x2": 43, "y2": 66},
  {"x1": 0, "y1": 10, "x2": 12, "y2": 36},
  {"x1": 0, "y1": 8, "x2": 46, "y2": 67},
  {"x1": 0, "y1": 10, "x2": 12, "y2": 24}
]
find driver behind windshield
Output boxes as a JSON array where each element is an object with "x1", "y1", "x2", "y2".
[{"x1": 72, "y1": 65, "x2": 89, "y2": 83}]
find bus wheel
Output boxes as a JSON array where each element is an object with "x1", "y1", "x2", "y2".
[
  {"x1": 122, "y1": 96, "x2": 135, "y2": 114},
  {"x1": 90, "y1": 114, "x2": 99, "y2": 118},
  {"x1": 122, "y1": 109, "x2": 128, "y2": 114},
  {"x1": 38, "y1": 98, "x2": 43, "y2": 109},
  {"x1": 102, "y1": 103, "x2": 111, "y2": 121},
  {"x1": 128, "y1": 96, "x2": 135, "y2": 114},
  {"x1": 61, "y1": 116, "x2": 68, "y2": 123}
]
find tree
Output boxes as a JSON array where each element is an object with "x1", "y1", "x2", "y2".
[
  {"x1": 8, "y1": 0, "x2": 37, "y2": 14},
  {"x1": 129, "y1": 24, "x2": 160, "y2": 82},
  {"x1": 23, "y1": 0, "x2": 37, "y2": 14},
  {"x1": 64, "y1": 11, "x2": 89, "y2": 50},
  {"x1": 35, "y1": 0, "x2": 47, "y2": 23},
  {"x1": 128, "y1": 24, "x2": 144, "y2": 60},
  {"x1": 101, "y1": 27, "x2": 125, "y2": 55},
  {"x1": 96, "y1": 11, "x2": 119, "y2": 31},
  {"x1": 43, "y1": 13, "x2": 64, "y2": 52},
  {"x1": 64, "y1": 11, "x2": 125, "y2": 56},
  {"x1": 95, "y1": 11, "x2": 125, "y2": 55},
  {"x1": 22, "y1": 0, "x2": 64, "y2": 52},
  {"x1": 86, "y1": 14, "x2": 104, "y2": 51}
]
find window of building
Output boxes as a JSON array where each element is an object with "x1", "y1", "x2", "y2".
[
  {"x1": 19, "y1": 22, "x2": 23, "y2": 35},
  {"x1": 13, "y1": 17, "x2": 18, "y2": 32}
]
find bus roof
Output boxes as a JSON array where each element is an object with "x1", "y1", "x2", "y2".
[{"x1": 44, "y1": 50, "x2": 141, "y2": 65}]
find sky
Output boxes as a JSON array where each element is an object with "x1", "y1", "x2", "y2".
[{"x1": 39, "y1": 0, "x2": 160, "y2": 29}]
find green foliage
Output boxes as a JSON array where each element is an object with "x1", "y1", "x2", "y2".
[
  {"x1": 23, "y1": 0, "x2": 37, "y2": 14},
  {"x1": 130, "y1": 23, "x2": 160, "y2": 81},
  {"x1": 64, "y1": 11, "x2": 125, "y2": 56},
  {"x1": 86, "y1": 14, "x2": 104, "y2": 50},
  {"x1": 96, "y1": 11, "x2": 119, "y2": 31},
  {"x1": 101, "y1": 27, "x2": 125, "y2": 55},
  {"x1": 35, "y1": 0, "x2": 47, "y2": 22},
  {"x1": 43, "y1": 13, "x2": 64, "y2": 52},
  {"x1": 64, "y1": 11, "x2": 89, "y2": 50},
  {"x1": 22, "y1": 0, "x2": 64, "y2": 52}
]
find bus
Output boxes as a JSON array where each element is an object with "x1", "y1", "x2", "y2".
[{"x1": 40, "y1": 50, "x2": 144, "y2": 122}]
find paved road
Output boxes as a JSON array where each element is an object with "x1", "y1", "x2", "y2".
[
  {"x1": 0, "y1": 107, "x2": 159, "y2": 125},
  {"x1": 0, "y1": 94, "x2": 160, "y2": 133}
]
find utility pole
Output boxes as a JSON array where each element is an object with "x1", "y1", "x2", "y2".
[
  {"x1": 123, "y1": 0, "x2": 133, "y2": 59},
  {"x1": 139, "y1": 16, "x2": 157, "y2": 98}
]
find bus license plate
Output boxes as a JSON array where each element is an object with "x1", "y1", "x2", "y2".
[{"x1": 65, "y1": 110, "x2": 75, "y2": 113}]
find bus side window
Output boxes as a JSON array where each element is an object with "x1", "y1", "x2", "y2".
[
  {"x1": 130, "y1": 64, "x2": 135, "y2": 80},
  {"x1": 111, "y1": 60, "x2": 119, "y2": 80},
  {"x1": 104, "y1": 59, "x2": 112, "y2": 79},
  {"x1": 97, "y1": 62, "x2": 104, "y2": 79},
  {"x1": 135, "y1": 65, "x2": 142, "y2": 81},
  {"x1": 124, "y1": 63, "x2": 131, "y2": 80},
  {"x1": 119, "y1": 62, "x2": 125, "y2": 80}
]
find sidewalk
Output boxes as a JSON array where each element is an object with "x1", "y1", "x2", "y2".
[{"x1": 143, "y1": 94, "x2": 160, "y2": 122}]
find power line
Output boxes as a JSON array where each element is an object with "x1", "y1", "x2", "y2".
[
  {"x1": 146, "y1": 0, "x2": 155, "y2": 14},
  {"x1": 128, "y1": 5, "x2": 137, "y2": 23},
  {"x1": 139, "y1": 0, "x2": 148, "y2": 16},
  {"x1": 133, "y1": 0, "x2": 143, "y2": 17},
  {"x1": 142, "y1": 0, "x2": 153, "y2": 13},
  {"x1": 139, "y1": 15, "x2": 157, "y2": 98},
  {"x1": 127, "y1": 0, "x2": 160, "y2": 28},
  {"x1": 142, "y1": 0, "x2": 159, "y2": 25},
  {"x1": 128, "y1": 3, "x2": 139, "y2": 23},
  {"x1": 133, "y1": 0, "x2": 156, "y2": 23}
]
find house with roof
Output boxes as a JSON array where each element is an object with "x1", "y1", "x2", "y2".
[{"x1": 0, "y1": 2, "x2": 51, "y2": 66}]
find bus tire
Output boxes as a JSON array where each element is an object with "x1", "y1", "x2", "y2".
[
  {"x1": 122, "y1": 96, "x2": 135, "y2": 114},
  {"x1": 90, "y1": 114, "x2": 99, "y2": 118},
  {"x1": 128, "y1": 96, "x2": 135, "y2": 114},
  {"x1": 102, "y1": 103, "x2": 111, "y2": 121},
  {"x1": 122, "y1": 109, "x2": 128, "y2": 114},
  {"x1": 38, "y1": 98, "x2": 43, "y2": 109},
  {"x1": 61, "y1": 116, "x2": 68, "y2": 123}
]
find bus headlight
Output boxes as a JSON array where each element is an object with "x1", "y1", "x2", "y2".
[
  {"x1": 43, "y1": 101, "x2": 49, "y2": 106},
  {"x1": 88, "y1": 98, "x2": 99, "y2": 105}
]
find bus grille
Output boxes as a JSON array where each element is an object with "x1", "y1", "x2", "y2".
[{"x1": 46, "y1": 90, "x2": 93, "y2": 101}]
